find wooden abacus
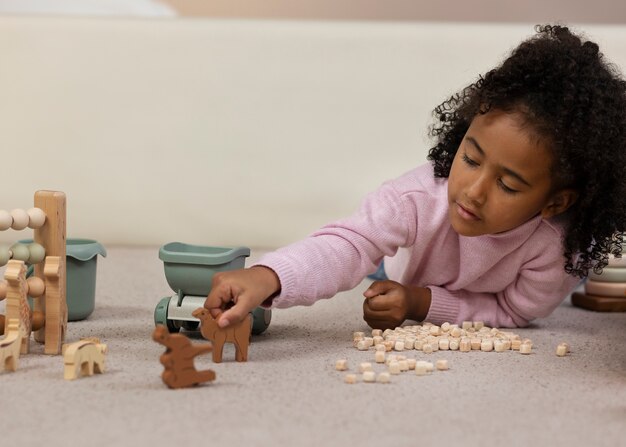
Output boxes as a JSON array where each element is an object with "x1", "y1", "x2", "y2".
[{"x1": 0, "y1": 191, "x2": 66, "y2": 355}]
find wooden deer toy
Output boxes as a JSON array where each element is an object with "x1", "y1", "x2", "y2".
[
  {"x1": 192, "y1": 308, "x2": 251, "y2": 363},
  {"x1": 63, "y1": 338, "x2": 107, "y2": 380},
  {"x1": 0, "y1": 318, "x2": 25, "y2": 372},
  {"x1": 152, "y1": 325, "x2": 216, "y2": 389}
]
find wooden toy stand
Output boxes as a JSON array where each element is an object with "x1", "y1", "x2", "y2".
[{"x1": 0, "y1": 191, "x2": 67, "y2": 355}]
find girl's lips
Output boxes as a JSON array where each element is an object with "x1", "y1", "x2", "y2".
[{"x1": 456, "y1": 203, "x2": 480, "y2": 221}]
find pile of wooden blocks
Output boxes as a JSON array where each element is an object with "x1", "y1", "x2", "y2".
[{"x1": 337, "y1": 321, "x2": 570, "y2": 384}]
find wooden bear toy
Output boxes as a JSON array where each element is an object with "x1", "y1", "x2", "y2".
[
  {"x1": 152, "y1": 325, "x2": 216, "y2": 389},
  {"x1": 0, "y1": 319, "x2": 25, "y2": 372},
  {"x1": 192, "y1": 308, "x2": 251, "y2": 363},
  {"x1": 63, "y1": 338, "x2": 107, "y2": 380}
]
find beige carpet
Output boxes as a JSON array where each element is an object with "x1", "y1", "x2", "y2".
[{"x1": 0, "y1": 246, "x2": 624, "y2": 447}]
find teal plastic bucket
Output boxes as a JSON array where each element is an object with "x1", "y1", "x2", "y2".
[
  {"x1": 66, "y1": 239, "x2": 107, "y2": 320},
  {"x1": 22, "y1": 238, "x2": 106, "y2": 321}
]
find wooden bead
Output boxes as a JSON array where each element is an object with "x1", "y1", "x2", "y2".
[
  {"x1": 10, "y1": 243, "x2": 30, "y2": 262},
  {"x1": 27, "y1": 276, "x2": 45, "y2": 297},
  {"x1": 0, "y1": 245, "x2": 10, "y2": 266},
  {"x1": 462, "y1": 321, "x2": 472, "y2": 330},
  {"x1": 473, "y1": 321, "x2": 484, "y2": 330},
  {"x1": 371, "y1": 329, "x2": 383, "y2": 337},
  {"x1": 394, "y1": 341, "x2": 405, "y2": 351},
  {"x1": 438, "y1": 338, "x2": 450, "y2": 350},
  {"x1": 10, "y1": 209, "x2": 29, "y2": 230},
  {"x1": 27, "y1": 243, "x2": 46, "y2": 264},
  {"x1": 0, "y1": 210, "x2": 12, "y2": 231},
  {"x1": 27, "y1": 207, "x2": 46, "y2": 229},
  {"x1": 31, "y1": 310, "x2": 45, "y2": 331},
  {"x1": 556, "y1": 342, "x2": 570, "y2": 357}
]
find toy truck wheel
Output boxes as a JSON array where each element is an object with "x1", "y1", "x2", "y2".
[
  {"x1": 251, "y1": 307, "x2": 271, "y2": 335},
  {"x1": 181, "y1": 321, "x2": 199, "y2": 331},
  {"x1": 154, "y1": 297, "x2": 180, "y2": 333}
]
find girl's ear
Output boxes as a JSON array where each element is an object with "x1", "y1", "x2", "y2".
[{"x1": 541, "y1": 189, "x2": 579, "y2": 219}]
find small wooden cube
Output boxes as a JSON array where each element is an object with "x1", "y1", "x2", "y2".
[
  {"x1": 473, "y1": 321, "x2": 484, "y2": 330},
  {"x1": 519, "y1": 342, "x2": 532, "y2": 355},
  {"x1": 359, "y1": 362, "x2": 373, "y2": 373},
  {"x1": 438, "y1": 338, "x2": 450, "y2": 351},
  {"x1": 435, "y1": 359, "x2": 449, "y2": 371},
  {"x1": 375, "y1": 350, "x2": 386, "y2": 363},
  {"x1": 363, "y1": 371, "x2": 376, "y2": 383},
  {"x1": 388, "y1": 361, "x2": 401, "y2": 375},
  {"x1": 344, "y1": 374, "x2": 357, "y2": 384},
  {"x1": 556, "y1": 343, "x2": 569, "y2": 357},
  {"x1": 376, "y1": 372, "x2": 391, "y2": 384},
  {"x1": 394, "y1": 341, "x2": 405, "y2": 351},
  {"x1": 407, "y1": 358, "x2": 417, "y2": 370},
  {"x1": 398, "y1": 360, "x2": 409, "y2": 372},
  {"x1": 493, "y1": 340, "x2": 507, "y2": 352},
  {"x1": 335, "y1": 359, "x2": 348, "y2": 371},
  {"x1": 372, "y1": 329, "x2": 383, "y2": 337},
  {"x1": 462, "y1": 321, "x2": 473, "y2": 330},
  {"x1": 459, "y1": 338, "x2": 472, "y2": 352},
  {"x1": 480, "y1": 339, "x2": 494, "y2": 352}
]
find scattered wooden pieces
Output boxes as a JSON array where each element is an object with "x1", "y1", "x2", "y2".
[
  {"x1": 556, "y1": 342, "x2": 570, "y2": 357},
  {"x1": 63, "y1": 338, "x2": 107, "y2": 380},
  {"x1": 335, "y1": 359, "x2": 348, "y2": 371},
  {"x1": 0, "y1": 319, "x2": 24, "y2": 372}
]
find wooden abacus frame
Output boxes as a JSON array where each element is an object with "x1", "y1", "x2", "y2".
[{"x1": 1, "y1": 191, "x2": 66, "y2": 355}]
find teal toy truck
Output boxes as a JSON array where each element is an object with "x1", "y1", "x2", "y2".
[{"x1": 154, "y1": 242, "x2": 271, "y2": 335}]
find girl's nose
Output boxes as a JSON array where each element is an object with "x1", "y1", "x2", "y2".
[{"x1": 465, "y1": 175, "x2": 488, "y2": 205}]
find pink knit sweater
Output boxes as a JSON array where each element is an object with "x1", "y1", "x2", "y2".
[{"x1": 255, "y1": 163, "x2": 581, "y2": 328}]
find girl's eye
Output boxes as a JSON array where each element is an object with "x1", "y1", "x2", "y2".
[
  {"x1": 498, "y1": 179, "x2": 519, "y2": 194},
  {"x1": 462, "y1": 153, "x2": 479, "y2": 167}
]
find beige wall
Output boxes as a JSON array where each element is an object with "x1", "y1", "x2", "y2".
[
  {"x1": 159, "y1": 0, "x2": 626, "y2": 24},
  {"x1": 1, "y1": 18, "x2": 625, "y2": 248}
]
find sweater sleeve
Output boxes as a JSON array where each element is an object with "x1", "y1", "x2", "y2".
[
  {"x1": 252, "y1": 180, "x2": 418, "y2": 308},
  {"x1": 425, "y1": 246, "x2": 582, "y2": 328}
]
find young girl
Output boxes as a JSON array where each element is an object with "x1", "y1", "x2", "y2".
[{"x1": 204, "y1": 25, "x2": 626, "y2": 330}]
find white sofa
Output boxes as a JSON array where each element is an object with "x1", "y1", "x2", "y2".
[{"x1": 1, "y1": 17, "x2": 624, "y2": 247}]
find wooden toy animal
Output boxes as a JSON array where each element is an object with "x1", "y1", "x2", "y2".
[
  {"x1": 63, "y1": 338, "x2": 107, "y2": 380},
  {"x1": 192, "y1": 308, "x2": 251, "y2": 363},
  {"x1": 0, "y1": 319, "x2": 25, "y2": 372},
  {"x1": 152, "y1": 325, "x2": 216, "y2": 389}
]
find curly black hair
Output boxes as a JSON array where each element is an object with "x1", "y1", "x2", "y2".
[{"x1": 427, "y1": 24, "x2": 626, "y2": 278}]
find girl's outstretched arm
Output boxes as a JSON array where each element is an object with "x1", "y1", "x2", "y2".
[{"x1": 203, "y1": 266, "x2": 280, "y2": 328}]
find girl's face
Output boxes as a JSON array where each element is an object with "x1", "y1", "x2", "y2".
[{"x1": 447, "y1": 110, "x2": 567, "y2": 237}]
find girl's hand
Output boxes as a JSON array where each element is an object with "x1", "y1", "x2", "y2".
[
  {"x1": 362, "y1": 280, "x2": 431, "y2": 330},
  {"x1": 203, "y1": 266, "x2": 280, "y2": 328}
]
